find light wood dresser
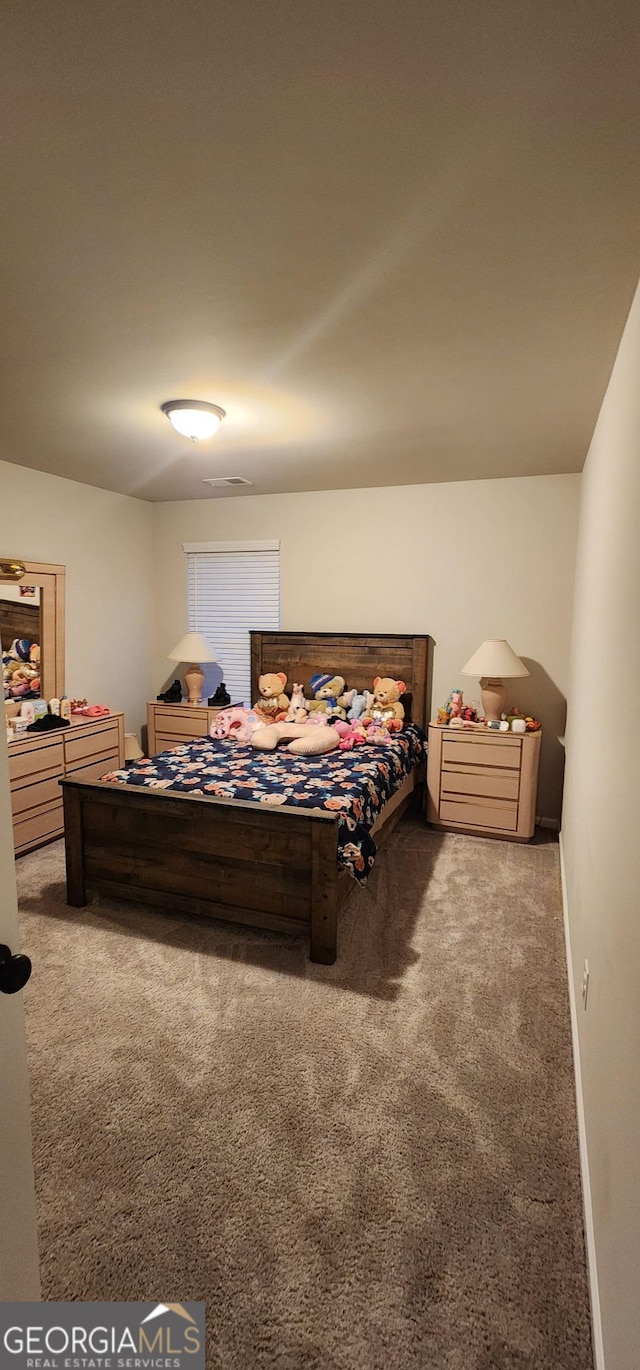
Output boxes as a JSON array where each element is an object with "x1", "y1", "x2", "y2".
[
  {"x1": 426, "y1": 723, "x2": 541, "y2": 842},
  {"x1": 147, "y1": 701, "x2": 221, "y2": 756},
  {"x1": 9, "y1": 712, "x2": 125, "y2": 856}
]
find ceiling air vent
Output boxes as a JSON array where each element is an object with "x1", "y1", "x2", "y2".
[{"x1": 202, "y1": 476, "x2": 253, "y2": 488}]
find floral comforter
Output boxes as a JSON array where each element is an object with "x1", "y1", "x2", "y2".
[{"x1": 101, "y1": 724, "x2": 425, "y2": 883}]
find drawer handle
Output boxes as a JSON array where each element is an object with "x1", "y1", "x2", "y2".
[{"x1": 0, "y1": 943, "x2": 32, "y2": 995}]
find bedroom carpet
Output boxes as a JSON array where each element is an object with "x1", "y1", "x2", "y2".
[{"x1": 17, "y1": 821, "x2": 592, "y2": 1370}]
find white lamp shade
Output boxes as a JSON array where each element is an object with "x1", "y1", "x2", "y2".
[
  {"x1": 124, "y1": 732, "x2": 144, "y2": 762},
  {"x1": 167, "y1": 631, "x2": 217, "y2": 664},
  {"x1": 460, "y1": 639, "x2": 529, "y2": 679},
  {"x1": 161, "y1": 400, "x2": 225, "y2": 441}
]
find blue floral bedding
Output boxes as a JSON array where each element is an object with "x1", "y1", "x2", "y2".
[{"x1": 101, "y1": 725, "x2": 425, "y2": 883}]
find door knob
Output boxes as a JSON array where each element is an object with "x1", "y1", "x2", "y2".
[{"x1": 0, "y1": 943, "x2": 32, "y2": 995}]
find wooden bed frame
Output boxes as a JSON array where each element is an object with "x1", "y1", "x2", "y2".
[{"x1": 62, "y1": 632, "x2": 431, "y2": 964}]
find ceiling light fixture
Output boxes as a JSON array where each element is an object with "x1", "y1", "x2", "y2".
[{"x1": 161, "y1": 399, "x2": 226, "y2": 441}]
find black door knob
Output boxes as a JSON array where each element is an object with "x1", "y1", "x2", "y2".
[{"x1": 0, "y1": 943, "x2": 32, "y2": 995}]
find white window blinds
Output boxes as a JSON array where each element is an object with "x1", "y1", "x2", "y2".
[{"x1": 185, "y1": 542, "x2": 280, "y2": 706}]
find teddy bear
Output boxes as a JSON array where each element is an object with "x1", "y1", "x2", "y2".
[
  {"x1": 3, "y1": 639, "x2": 41, "y2": 698},
  {"x1": 253, "y1": 671, "x2": 289, "y2": 724},
  {"x1": 307, "y1": 673, "x2": 351, "y2": 722},
  {"x1": 362, "y1": 677, "x2": 406, "y2": 731}
]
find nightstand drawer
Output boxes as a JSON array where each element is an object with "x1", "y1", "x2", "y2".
[
  {"x1": 440, "y1": 797, "x2": 519, "y2": 832},
  {"x1": 441, "y1": 766, "x2": 520, "y2": 801},
  {"x1": 153, "y1": 709, "x2": 209, "y2": 738},
  {"x1": 442, "y1": 737, "x2": 521, "y2": 769}
]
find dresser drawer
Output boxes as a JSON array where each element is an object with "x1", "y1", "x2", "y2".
[
  {"x1": 13, "y1": 799, "x2": 64, "y2": 854},
  {"x1": 11, "y1": 775, "x2": 62, "y2": 818},
  {"x1": 9, "y1": 740, "x2": 64, "y2": 784},
  {"x1": 65, "y1": 749, "x2": 121, "y2": 783},
  {"x1": 441, "y1": 766, "x2": 520, "y2": 801},
  {"x1": 64, "y1": 719, "x2": 120, "y2": 766},
  {"x1": 441, "y1": 737, "x2": 521, "y2": 769},
  {"x1": 439, "y1": 796, "x2": 519, "y2": 832}
]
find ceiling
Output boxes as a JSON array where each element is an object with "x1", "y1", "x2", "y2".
[{"x1": 2, "y1": 0, "x2": 640, "y2": 503}]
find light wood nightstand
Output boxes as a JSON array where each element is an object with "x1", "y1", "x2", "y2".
[
  {"x1": 147, "y1": 700, "x2": 222, "y2": 756},
  {"x1": 426, "y1": 723, "x2": 541, "y2": 842}
]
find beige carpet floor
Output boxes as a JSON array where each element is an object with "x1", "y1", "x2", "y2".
[{"x1": 17, "y1": 819, "x2": 592, "y2": 1370}]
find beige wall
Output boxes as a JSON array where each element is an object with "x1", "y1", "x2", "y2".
[
  {"x1": 0, "y1": 460, "x2": 153, "y2": 736},
  {"x1": 562, "y1": 283, "x2": 640, "y2": 1369},
  {"x1": 153, "y1": 473, "x2": 579, "y2": 821}
]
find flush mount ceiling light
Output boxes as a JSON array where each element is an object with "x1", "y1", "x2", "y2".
[{"x1": 161, "y1": 399, "x2": 226, "y2": 441}]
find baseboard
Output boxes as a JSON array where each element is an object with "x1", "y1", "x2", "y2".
[{"x1": 559, "y1": 833, "x2": 605, "y2": 1370}]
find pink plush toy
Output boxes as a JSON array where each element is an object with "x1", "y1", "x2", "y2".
[
  {"x1": 334, "y1": 720, "x2": 367, "y2": 751},
  {"x1": 447, "y1": 689, "x2": 464, "y2": 720},
  {"x1": 210, "y1": 706, "x2": 262, "y2": 743}
]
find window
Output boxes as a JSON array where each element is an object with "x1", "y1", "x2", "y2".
[{"x1": 184, "y1": 541, "x2": 280, "y2": 706}]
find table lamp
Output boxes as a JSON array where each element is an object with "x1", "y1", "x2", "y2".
[
  {"x1": 124, "y1": 732, "x2": 143, "y2": 762},
  {"x1": 167, "y1": 631, "x2": 217, "y2": 704},
  {"x1": 460, "y1": 638, "x2": 529, "y2": 722}
]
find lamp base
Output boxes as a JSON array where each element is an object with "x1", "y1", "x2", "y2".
[
  {"x1": 184, "y1": 663, "x2": 205, "y2": 705},
  {"x1": 481, "y1": 677, "x2": 506, "y2": 723}
]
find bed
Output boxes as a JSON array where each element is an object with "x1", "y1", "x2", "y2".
[{"x1": 61, "y1": 631, "x2": 431, "y2": 963}]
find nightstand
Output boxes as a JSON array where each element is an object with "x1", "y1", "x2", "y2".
[
  {"x1": 147, "y1": 700, "x2": 222, "y2": 755},
  {"x1": 426, "y1": 723, "x2": 541, "y2": 842}
]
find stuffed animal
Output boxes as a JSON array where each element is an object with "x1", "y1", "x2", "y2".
[
  {"x1": 307, "y1": 673, "x2": 350, "y2": 722},
  {"x1": 250, "y1": 721, "x2": 340, "y2": 756},
  {"x1": 447, "y1": 688, "x2": 464, "y2": 720},
  {"x1": 334, "y1": 720, "x2": 367, "y2": 751},
  {"x1": 5, "y1": 667, "x2": 36, "y2": 698},
  {"x1": 362, "y1": 677, "x2": 406, "y2": 731},
  {"x1": 285, "y1": 683, "x2": 308, "y2": 722},
  {"x1": 210, "y1": 706, "x2": 262, "y2": 742},
  {"x1": 3, "y1": 639, "x2": 41, "y2": 698},
  {"x1": 347, "y1": 690, "x2": 373, "y2": 721},
  {"x1": 254, "y1": 672, "x2": 289, "y2": 723}
]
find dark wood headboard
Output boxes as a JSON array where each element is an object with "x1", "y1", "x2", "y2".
[
  {"x1": 0, "y1": 599, "x2": 40, "y2": 653},
  {"x1": 250, "y1": 631, "x2": 431, "y2": 730}
]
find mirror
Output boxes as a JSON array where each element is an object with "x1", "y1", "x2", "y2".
[{"x1": 1, "y1": 560, "x2": 65, "y2": 708}]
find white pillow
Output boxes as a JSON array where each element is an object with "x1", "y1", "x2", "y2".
[{"x1": 251, "y1": 723, "x2": 340, "y2": 755}]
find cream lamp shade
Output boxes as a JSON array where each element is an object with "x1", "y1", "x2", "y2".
[
  {"x1": 167, "y1": 631, "x2": 217, "y2": 705},
  {"x1": 460, "y1": 638, "x2": 529, "y2": 722},
  {"x1": 124, "y1": 732, "x2": 144, "y2": 762}
]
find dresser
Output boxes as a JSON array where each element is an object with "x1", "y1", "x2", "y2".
[
  {"x1": 147, "y1": 700, "x2": 222, "y2": 756},
  {"x1": 426, "y1": 723, "x2": 541, "y2": 842},
  {"x1": 9, "y1": 712, "x2": 125, "y2": 856}
]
